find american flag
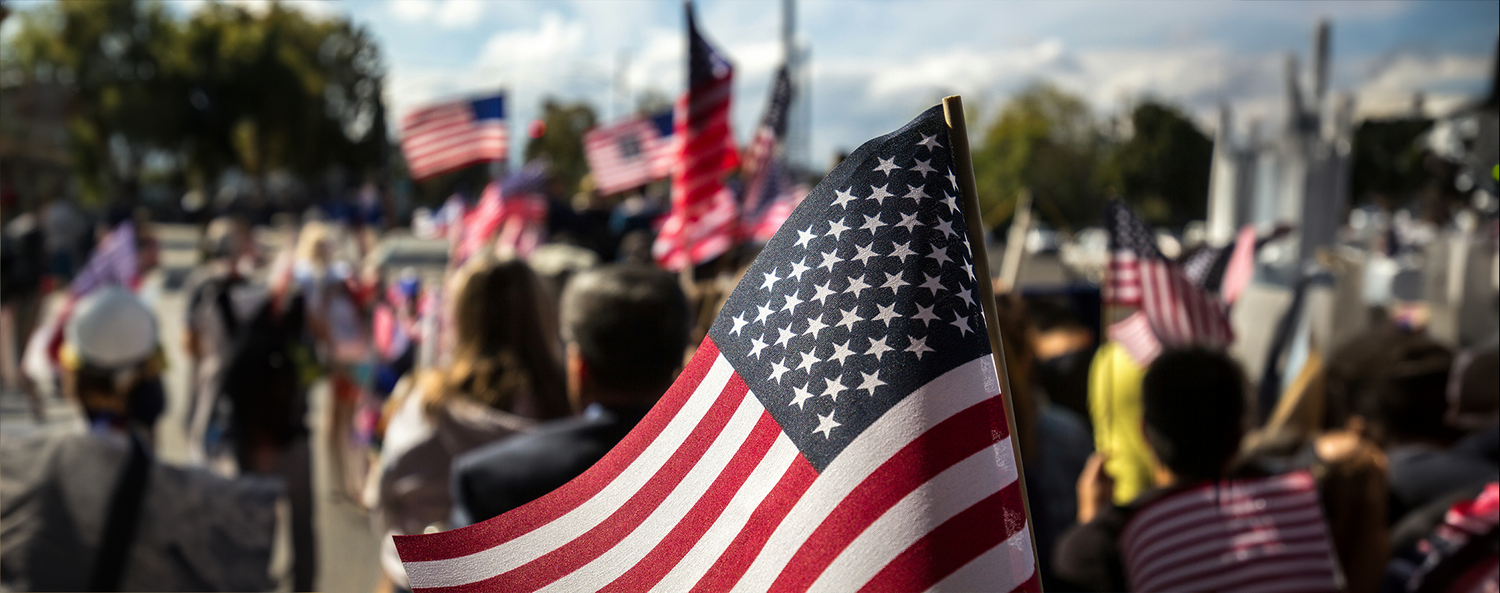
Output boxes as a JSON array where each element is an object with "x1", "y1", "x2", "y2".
[
  {"x1": 393, "y1": 106, "x2": 1038, "y2": 592},
  {"x1": 1104, "y1": 200, "x2": 1232, "y2": 357},
  {"x1": 746, "y1": 159, "x2": 808, "y2": 244},
  {"x1": 1121, "y1": 470, "x2": 1339, "y2": 592},
  {"x1": 741, "y1": 65, "x2": 794, "y2": 218},
  {"x1": 456, "y1": 166, "x2": 550, "y2": 262},
  {"x1": 400, "y1": 94, "x2": 508, "y2": 181},
  {"x1": 70, "y1": 221, "x2": 136, "y2": 296},
  {"x1": 653, "y1": 3, "x2": 740, "y2": 271},
  {"x1": 584, "y1": 111, "x2": 675, "y2": 196}
]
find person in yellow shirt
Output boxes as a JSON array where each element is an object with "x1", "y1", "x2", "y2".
[{"x1": 1087, "y1": 341, "x2": 1154, "y2": 505}]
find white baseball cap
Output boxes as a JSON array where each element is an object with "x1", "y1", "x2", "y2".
[{"x1": 66, "y1": 287, "x2": 158, "y2": 369}]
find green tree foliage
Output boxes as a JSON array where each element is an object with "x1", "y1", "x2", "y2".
[
  {"x1": 524, "y1": 99, "x2": 597, "y2": 197},
  {"x1": 972, "y1": 83, "x2": 1106, "y2": 231},
  {"x1": 4, "y1": 0, "x2": 385, "y2": 203},
  {"x1": 1101, "y1": 100, "x2": 1213, "y2": 226}
]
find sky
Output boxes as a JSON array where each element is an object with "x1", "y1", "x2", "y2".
[{"x1": 7, "y1": 0, "x2": 1498, "y2": 169}]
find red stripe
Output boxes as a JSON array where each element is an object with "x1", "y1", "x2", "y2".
[
  {"x1": 858, "y1": 482, "x2": 1029, "y2": 593},
  {"x1": 767, "y1": 395, "x2": 1009, "y2": 592},
  {"x1": 422, "y1": 369, "x2": 751, "y2": 592},
  {"x1": 393, "y1": 339, "x2": 722, "y2": 562},
  {"x1": 690, "y1": 456, "x2": 819, "y2": 591},
  {"x1": 599, "y1": 412, "x2": 782, "y2": 591},
  {"x1": 404, "y1": 129, "x2": 507, "y2": 162},
  {"x1": 1123, "y1": 481, "x2": 1319, "y2": 553},
  {"x1": 1151, "y1": 556, "x2": 1337, "y2": 593},
  {"x1": 1133, "y1": 529, "x2": 1333, "y2": 589},
  {"x1": 1013, "y1": 570, "x2": 1043, "y2": 592}
]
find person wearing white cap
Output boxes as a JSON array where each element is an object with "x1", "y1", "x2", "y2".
[{"x1": 1, "y1": 288, "x2": 281, "y2": 591}]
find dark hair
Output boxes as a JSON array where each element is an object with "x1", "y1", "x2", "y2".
[
  {"x1": 1142, "y1": 347, "x2": 1248, "y2": 482},
  {"x1": 561, "y1": 264, "x2": 689, "y2": 395},
  {"x1": 1356, "y1": 340, "x2": 1455, "y2": 446}
]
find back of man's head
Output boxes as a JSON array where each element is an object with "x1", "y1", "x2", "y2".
[
  {"x1": 1142, "y1": 348, "x2": 1248, "y2": 483},
  {"x1": 562, "y1": 264, "x2": 689, "y2": 402},
  {"x1": 1357, "y1": 339, "x2": 1455, "y2": 446}
]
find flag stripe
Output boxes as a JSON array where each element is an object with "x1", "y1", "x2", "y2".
[
  {"x1": 814, "y1": 435, "x2": 1020, "y2": 591},
  {"x1": 769, "y1": 395, "x2": 1011, "y2": 591},
  {"x1": 1130, "y1": 495, "x2": 1324, "y2": 564},
  {"x1": 539, "y1": 391, "x2": 771, "y2": 592},
  {"x1": 411, "y1": 363, "x2": 749, "y2": 591},
  {"x1": 729, "y1": 353, "x2": 1001, "y2": 592},
  {"x1": 1120, "y1": 473, "x2": 1318, "y2": 553},
  {"x1": 394, "y1": 340, "x2": 723, "y2": 565},
  {"x1": 681, "y1": 452, "x2": 819, "y2": 591},
  {"x1": 603, "y1": 422, "x2": 797, "y2": 592},
  {"x1": 927, "y1": 527, "x2": 1038, "y2": 593},
  {"x1": 858, "y1": 482, "x2": 1030, "y2": 593},
  {"x1": 1139, "y1": 534, "x2": 1333, "y2": 590}
]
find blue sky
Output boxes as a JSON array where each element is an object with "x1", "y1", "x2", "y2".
[{"x1": 8, "y1": 0, "x2": 1498, "y2": 168}]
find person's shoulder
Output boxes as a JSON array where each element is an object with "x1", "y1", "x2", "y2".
[{"x1": 458, "y1": 414, "x2": 607, "y2": 468}]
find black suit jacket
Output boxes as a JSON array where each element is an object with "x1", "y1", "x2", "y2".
[{"x1": 450, "y1": 403, "x2": 651, "y2": 527}]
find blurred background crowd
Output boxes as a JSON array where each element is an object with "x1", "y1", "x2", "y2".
[{"x1": 1, "y1": 1, "x2": 1497, "y2": 592}]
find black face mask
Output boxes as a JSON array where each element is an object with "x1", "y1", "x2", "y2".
[{"x1": 126, "y1": 378, "x2": 165, "y2": 428}]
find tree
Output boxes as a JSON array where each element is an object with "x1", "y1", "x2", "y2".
[
  {"x1": 972, "y1": 83, "x2": 1106, "y2": 231},
  {"x1": 524, "y1": 99, "x2": 597, "y2": 197},
  {"x1": 1349, "y1": 117, "x2": 1432, "y2": 206},
  {"x1": 1101, "y1": 100, "x2": 1213, "y2": 226}
]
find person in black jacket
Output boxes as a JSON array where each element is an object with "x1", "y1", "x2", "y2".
[{"x1": 449, "y1": 264, "x2": 689, "y2": 527}]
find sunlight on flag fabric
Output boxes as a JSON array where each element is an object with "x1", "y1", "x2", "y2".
[{"x1": 393, "y1": 105, "x2": 1039, "y2": 592}]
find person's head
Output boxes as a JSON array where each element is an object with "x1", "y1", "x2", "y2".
[
  {"x1": 560, "y1": 264, "x2": 689, "y2": 411},
  {"x1": 439, "y1": 255, "x2": 568, "y2": 419},
  {"x1": 1142, "y1": 347, "x2": 1249, "y2": 484},
  {"x1": 63, "y1": 288, "x2": 164, "y2": 430},
  {"x1": 202, "y1": 216, "x2": 254, "y2": 264},
  {"x1": 1356, "y1": 339, "x2": 1456, "y2": 447}
]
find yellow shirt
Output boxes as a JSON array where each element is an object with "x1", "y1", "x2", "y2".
[{"x1": 1088, "y1": 342, "x2": 1155, "y2": 505}]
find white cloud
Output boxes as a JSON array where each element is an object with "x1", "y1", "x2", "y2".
[
  {"x1": 435, "y1": 0, "x2": 484, "y2": 29},
  {"x1": 389, "y1": 0, "x2": 432, "y2": 22}
]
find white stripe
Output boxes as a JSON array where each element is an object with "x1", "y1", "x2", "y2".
[
  {"x1": 1137, "y1": 539, "x2": 1335, "y2": 592},
  {"x1": 648, "y1": 434, "x2": 800, "y2": 592},
  {"x1": 809, "y1": 437, "x2": 1019, "y2": 592},
  {"x1": 403, "y1": 355, "x2": 738, "y2": 589},
  {"x1": 730, "y1": 354, "x2": 1000, "y2": 593},
  {"x1": 926, "y1": 526, "x2": 1035, "y2": 593},
  {"x1": 1121, "y1": 475, "x2": 1317, "y2": 550},
  {"x1": 1223, "y1": 574, "x2": 1340, "y2": 593},
  {"x1": 1143, "y1": 556, "x2": 1336, "y2": 592},
  {"x1": 540, "y1": 394, "x2": 767, "y2": 592},
  {"x1": 1131, "y1": 519, "x2": 1331, "y2": 585}
]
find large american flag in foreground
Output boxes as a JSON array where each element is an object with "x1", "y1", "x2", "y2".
[
  {"x1": 584, "y1": 111, "x2": 676, "y2": 196},
  {"x1": 1121, "y1": 470, "x2": 1338, "y2": 592},
  {"x1": 400, "y1": 94, "x2": 508, "y2": 181},
  {"x1": 653, "y1": 4, "x2": 740, "y2": 270},
  {"x1": 1104, "y1": 200, "x2": 1232, "y2": 364},
  {"x1": 394, "y1": 106, "x2": 1037, "y2": 592}
]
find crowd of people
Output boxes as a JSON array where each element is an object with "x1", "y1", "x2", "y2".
[{"x1": 1, "y1": 191, "x2": 1496, "y2": 592}]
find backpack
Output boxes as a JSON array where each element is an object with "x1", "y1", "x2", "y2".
[{"x1": 220, "y1": 293, "x2": 315, "y2": 468}]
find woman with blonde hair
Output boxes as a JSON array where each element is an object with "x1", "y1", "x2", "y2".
[{"x1": 373, "y1": 255, "x2": 568, "y2": 590}]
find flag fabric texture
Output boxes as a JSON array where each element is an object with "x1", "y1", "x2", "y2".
[
  {"x1": 1121, "y1": 470, "x2": 1339, "y2": 592},
  {"x1": 1104, "y1": 200, "x2": 1232, "y2": 365},
  {"x1": 653, "y1": 5, "x2": 740, "y2": 270},
  {"x1": 70, "y1": 221, "x2": 136, "y2": 296},
  {"x1": 584, "y1": 111, "x2": 676, "y2": 196},
  {"x1": 394, "y1": 105, "x2": 1038, "y2": 592},
  {"x1": 400, "y1": 94, "x2": 508, "y2": 181}
]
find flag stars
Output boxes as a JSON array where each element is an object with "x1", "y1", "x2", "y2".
[
  {"x1": 918, "y1": 134, "x2": 942, "y2": 151},
  {"x1": 760, "y1": 268, "x2": 783, "y2": 291},
  {"x1": 780, "y1": 293, "x2": 804, "y2": 314},
  {"x1": 729, "y1": 311, "x2": 749, "y2": 335},
  {"x1": 826, "y1": 218, "x2": 851, "y2": 240},
  {"x1": 902, "y1": 185, "x2": 930, "y2": 202},
  {"x1": 813, "y1": 410, "x2": 842, "y2": 439},
  {"x1": 872, "y1": 301, "x2": 901, "y2": 325},
  {"x1": 950, "y1": 313, "x2": 974, "y2": 337},
  {"x1": 790, "y1": 385, "x2": 815, "y2": 410},
  {"x1": 810, "y1": 281, "x2": 836, "y2": 305},
  {"x1": 911, "y1": 158, "x2": 938, "y2": 177},
  {"x1": 879, "y1": 273, "x2": 908, "y2": 295},
  {"x1": 865, "y1": 336, "x2": 894, "y2": 360},
  {"x1": 868, "y1": 183, "x2": 896, "y2": 205},
  {"x1": 843, "y1": 274, "x2": 872, "y2": 298},
  {"x1": 795, "y1": 228, "x2": 817, "y2": 249},
  {"x1": 768, "y1": 360, "x2": 790, "y2": 383},
  {"x1": 794, "y1": 348, "x2": 819, "y2": 372},
  {"x1": 804, "y1": 316, "x2": 830, "y2": 340},
  {"x1": 851, "y1": 243, "x2": 881, "y2": 266},
  {"x1": 945, "y1": 168, "x2": 958, "y2": 189},
  {"x1": 775, "y1": 326, "x2": 796, "y2": 348},
  {"x1": 920, "y1": 273, "x2": 946, "y2": 297},
  {"x1": 828, "y1": 339, "x2": 857, "y2": 365},
  {"x1": 941, "y1": 192, "x2": 960, "y2": 214},
  {"x1": 906, "y1": 335, "x2": 935, "y2": 359},
  {"x1": 749, "y1": 337, "x2": 769, "y2": 358},
  {"x1": 859, "y1": 214, "x2": 885, "y2": 233},
  {"x1": 816, "y1": 249, "x2": 841, "y2": 272},
  {"x1": 913, "y1": 303, "x2": 940, "y2": 326},
  {"x1": 873, "y1": 156, "x2": 900, "y2": 176},
  {"x1": 934, "y1": 218, "x2": 958, "y2": 240},
  {"x1": 956, "y1": 286, "x2": 976, "y2": 310},
  {"x1": 832, "y1": 188, "x2": 859, "y2": 209},
  {"x1": 857, "y1": 370, "x2": 887, "y2": 396},
  {"x1": 929, "y1": 245, "x2": 953, "y2": 267},
  {"x1": 754, "y1": 303, "x2": 775, "y2": 323},
  {"x1": 820, "y1": 376, "x2": 847, "y2": 402},
  {"x1": 788, "y1": 257, "x2": 811, "y2": 282},
  {"x1": 895, "y1": 212, "x2": 921, "y2": 233},
  {"x1": 890, "y1": 241, "x2": 918, "y2": 261},
  {"x1": 831, "y1": 307, "x2": 861, "y2": 332}
]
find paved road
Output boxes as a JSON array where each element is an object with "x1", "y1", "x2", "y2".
[{"x1": 1, "y1": 223, "x2": 382, "y2": 593}]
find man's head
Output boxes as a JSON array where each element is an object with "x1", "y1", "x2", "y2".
[
  {"x1": 560, "y1": 264, "x2": 689, "y2": 410},
  {"x1": 1357, "y1": 340, "x2": 1456, "y2": 446},
  {"x1": 1142, "y1": 347, "x2": 1248, "y2": 484}
]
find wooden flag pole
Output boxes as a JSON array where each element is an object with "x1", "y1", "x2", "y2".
[{"x1": 942, "y1": 95, "x2": 1042, "y2": 579}]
